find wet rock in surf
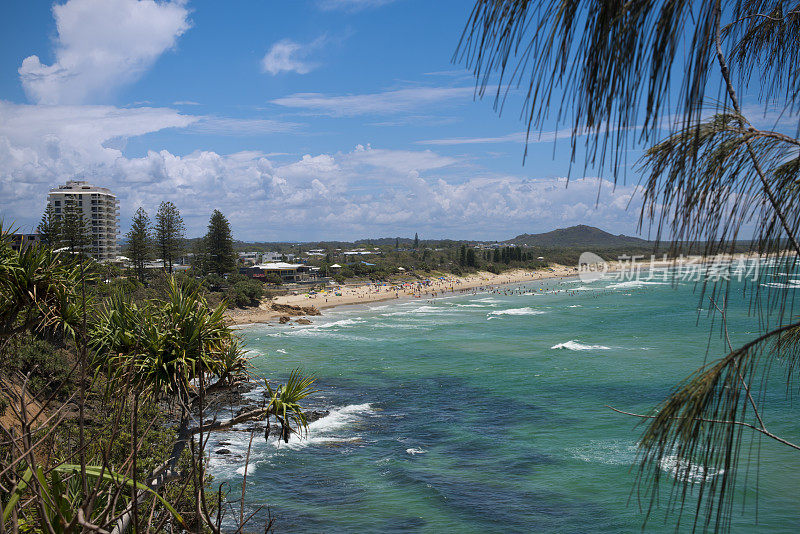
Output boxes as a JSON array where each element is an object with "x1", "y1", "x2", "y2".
[
  {"x1": 271, "y1": 303, "x2": 322, "y2": 316},
  {"x1": 306, "y1": 410, "x2": 329, "y2": 422}
]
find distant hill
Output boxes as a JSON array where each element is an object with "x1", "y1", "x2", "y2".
[{"x1": 506, "y1": 225, "x2": 651, "y2": 248}]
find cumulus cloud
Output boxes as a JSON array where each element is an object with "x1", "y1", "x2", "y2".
[
  {"x1": 18, "y1": 0, "x2": 191, "y2": 104},
  {"x1": 261, "y1": 37, "x2": 327, "y2": 76},
  {"x1": 0, "y1": 100, "x2": 643, "y2": 240},
  {"x1": 271, "y1": 87, "x2": 473, "y2": 117}
]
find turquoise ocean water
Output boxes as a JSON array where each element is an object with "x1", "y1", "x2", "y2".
[{"x1": 209, "y1": 269, "x2": 800, "y2": 532}]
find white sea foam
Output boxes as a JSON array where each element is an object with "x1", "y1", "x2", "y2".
[
  {"x1": 382, "y1": 305, "x2": 451, "y2": 317},
  {"x1": 276, "y1": 403, "x2": 374, "y2": 451},
  {"x1": 317, "y1": 318, "x2": 366, "y2": 328},
  {"x1": 209, "y1": 403, "x2": 375, "y2": 478},
  {"x1": 659, "y1": 455, "x2": 724, "y2": 483},
  {"x1": 551, "y1": 340, "x2": 610, "y2": 351},
  {"x1": 761, "y1": 280, "x2": 800, "y2": 289},
  {"x1": 567, "y1": 305, "x2": 582, "y2": 308},
  {"x1": 487, "y1": 307, "x2": 546, "y2": 317},
  {"x1": 406, "y1": 447, "x2": 426, "y2": 455},
  {"x1": 275, "y1": 349, "x2": 287, "y2": 354},
  {"x1": 605, "y1": 280, "x2": 669, "y2": 289}
]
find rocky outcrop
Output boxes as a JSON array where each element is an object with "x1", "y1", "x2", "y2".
[
  {"x1": 271, "y1": 303, "x2": 322, "y2": 316},
  {"x1": 295, "y1": 318, "x2": 312, "y2": 325},
  {"x1": 278, "y1": 316, "x2": 291, "y2": 324},
  {"x1": 306, "y1": 409, "x2": 329, "y2": 423}
]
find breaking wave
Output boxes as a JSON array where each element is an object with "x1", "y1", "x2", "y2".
[{"x1": 551, "y1": 340, "x2": 610, "y2": 351}]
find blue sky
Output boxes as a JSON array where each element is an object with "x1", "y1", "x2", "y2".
[{"x1": 0, "y1": 0, "x2": 646, "y2": 241}]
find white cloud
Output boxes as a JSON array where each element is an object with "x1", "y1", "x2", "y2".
[
  {"x1": 0, "y1": 99, "x2": 643, "y2": 240},
  {"x1": 348, "y1": 144, "x2": 456, "y2": 173},
  {"x1": 261, "y1": 37, "x2": 327, "y2": 76},
  {"x1": 18, "y1": 0, "x2": 191, "y2": 104},
  {"x1": 317, "y1": 0, "x2": 396, "y2": 12},
  {"x1": 271, "y1": 87, "x2": 473, "y2": 116}
]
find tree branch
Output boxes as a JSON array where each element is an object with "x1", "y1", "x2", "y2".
[
  {"x1": 713, "y1": 0, "x2": 800, "y2": 257},
  {"x1": 606, "y1": 405, "x2": 800, "y2": 451},
  {"x1": 188, "y1": 407, "x2": 269, "y2": 435}
]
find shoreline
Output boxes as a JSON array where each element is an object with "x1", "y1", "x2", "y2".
[
  {"x1": 224, "y1": 252, "x2": 771, "y2": 326},
  {"x1": 225, "y1": 266, "x2": 578, "y2": 326}
]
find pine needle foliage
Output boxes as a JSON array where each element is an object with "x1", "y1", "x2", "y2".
[{"x1": 458, "y1": 1, "x2": 800, "y2": 531}]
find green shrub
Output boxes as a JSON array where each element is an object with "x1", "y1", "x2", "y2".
[
  {"x1": 224, "y1": 279, "x2": 263, "y2": 308},
  {"x1": 6, "y1": 336, "x2": 75, "y2": 400},
  {"x1": 203, "y1": 273, "x2": 226, "y2": 292},
  {"x1": 264, "y1": 272, "x2": 283, "y2": 285}
]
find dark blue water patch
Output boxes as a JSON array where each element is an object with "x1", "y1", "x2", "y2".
[
  {"x1": 299, "y1": 373, "x2": 577, "y2": 431},
  {"x1": 384, "y1": 467, "x2": 627, "y2": 533},
  {"x1": 538, "y1": 380, "x2": 691, "y2": 408}
]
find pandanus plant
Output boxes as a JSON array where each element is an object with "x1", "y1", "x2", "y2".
[
  {"x1": 0, "y1": 222, "x2": 86, "y2": 341},
  {"x1": 264, "y1": 369, "x2": 318, "y2": 443},
  {"x1": 91, "y1": 276, "x2": 235, "y2": 400}
]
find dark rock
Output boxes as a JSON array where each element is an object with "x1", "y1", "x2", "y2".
[
  {"x1": 306, "y1": 409, "x2": 329, "y2": 423},
  {"x1": 216, "y1": 448, "x2": 231, "y2": 455},
  {"x1": 278, "y1": 316, "x2": 291, "y2": 324},
  {"x1": 271, "y1": 303, "x2": 322, "y2": 316},
  {"x1": 296, "y1": 318, "x2": 312, "y2": 325}
]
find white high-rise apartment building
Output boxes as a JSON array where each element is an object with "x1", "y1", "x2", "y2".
[{"x1": 47, "y1": 180, "x2": 120, "y2": 261}]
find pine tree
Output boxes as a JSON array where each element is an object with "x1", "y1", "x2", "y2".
[
  {"x1": 492, "y1": 248, "x2": 500, "y2": 263},
  {"x1": 37, "y1": 204, "x2": 61, "y2": 247},
  {"x1": 154, "y1": 201, "x2": 185, "y2": 274},
  {"x1": 459, "y1": 244, "x2": 467, "y2": 266},
  {"x1": 60, "y1": 200, "x2": 90, "y2": 256},
  {"x1": 204, "y1": 209, "x2": 236, "y2": 276},
  {"x1": 466, "y1": 248, "x2": 476, "y2": 268},
  {"x1": 395, "y1": 237, "x2": 400, "y2": 249},
  {"x1": 126, "y1": 207, "x2": 152, "y2": 282},
  {"x1": 413, "y1": 233, "x2": 419, "y2": 249}
]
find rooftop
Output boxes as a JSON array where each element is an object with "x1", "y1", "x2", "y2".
[
  {"x1": 253, "y1": 262, "x2": 303, "y2": 270},
  {"x1": 50, "y1": 180, "x2": 115, "y2": 196}
]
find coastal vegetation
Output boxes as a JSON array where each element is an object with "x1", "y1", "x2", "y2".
[{"x1": 0, "y1": 223, "x2": 313, "y2": 532}]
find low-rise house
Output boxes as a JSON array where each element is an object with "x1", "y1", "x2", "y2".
[{"x1": 241, "y1": 262, "x2": 303, "y2": 282}]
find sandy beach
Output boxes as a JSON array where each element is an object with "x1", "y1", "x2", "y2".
[
  {"x1": 225, "y1": 266, "x2": 579, "y2": 325},
  {"x1": 224, "y1": 252, "x2": 772, "y2": 326}
]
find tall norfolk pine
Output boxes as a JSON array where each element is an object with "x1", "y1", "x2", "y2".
[
  {"x1": 154, "y1": 201, "x2": 185, "y2": 274},
  {"x1": 203, "y1": 209, "x2": 236, "y2": 276},
  {"x1": 125, "y1": 207, "x2": 152, "y2": 283},
  {"x1": 36, "y1": 204, "x2": 61, "y2": 247}
]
